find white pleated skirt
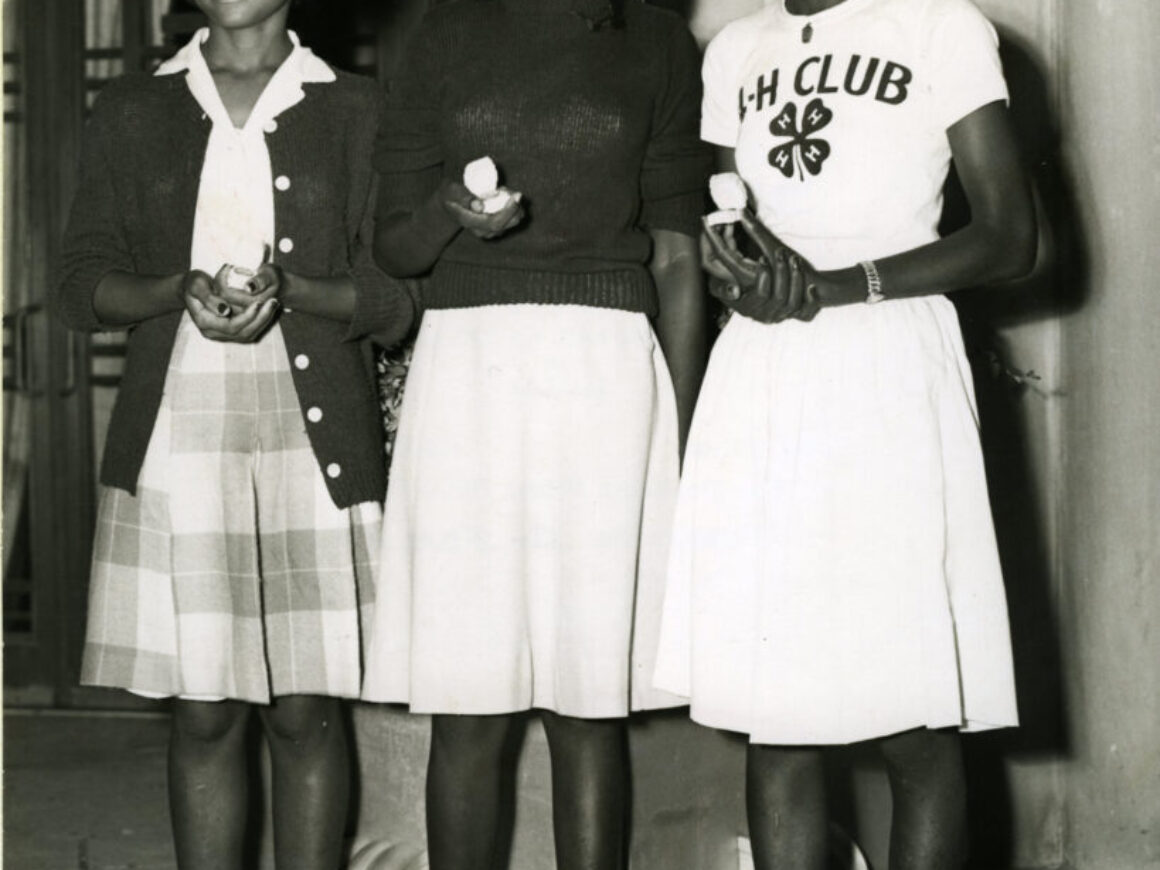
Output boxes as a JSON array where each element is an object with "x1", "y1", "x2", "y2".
[
  {"x1": 362, "y1": 303, "x2": 685, "y2": 717},
  {"x1": 653, "y1": 296, "x2": 1019, "y2": 745}
]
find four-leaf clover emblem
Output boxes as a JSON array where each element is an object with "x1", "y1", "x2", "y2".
[{"x1": 767, "y1": 98, "x2": 833, "y2": 181}]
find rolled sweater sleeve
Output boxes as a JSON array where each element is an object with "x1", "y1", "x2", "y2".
[
  {"x1": 639, "y1": 15, "x2": 712, "y2": 239},
  {"x1": 53, "y1": 83, "x2": 136, "y2": 332},
  {"x1": 344, "y1": 179, "x2": 417, "y2": 347}
]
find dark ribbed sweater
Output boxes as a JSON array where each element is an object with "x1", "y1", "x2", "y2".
[
  {"x1": 376, "y1": 0, "x2": 711, "y2": 315},
  {"x1": 53, "y1": 69, "x2": 414, "y2": 509}
]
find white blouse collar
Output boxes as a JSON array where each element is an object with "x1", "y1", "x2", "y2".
[{"x1": 156, "y1": 29, "x2": 335, "y2": 131}]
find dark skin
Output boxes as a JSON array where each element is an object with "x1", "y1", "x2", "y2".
[
  {"x1": 703, "y1": 101, "x2": 1036, "y2": 321},
  {"x1": 94, "y1": 3, "x2": 359, "y2": 869},
  {"x1": 169, "y1": 695, "x2": 349, "y2": 870},
  {"x1": 787, "y1": 0, "x2": 850, "y2": 15},
  {"x1": 701, "y1": 98, "x2": 1035, "y2": 870},
  {"x1": 649, "y1": 229, "x2": 709, "y2": 456},
  {"x1": 426, "y1": 712, "x2": 630, "y2": 870}
]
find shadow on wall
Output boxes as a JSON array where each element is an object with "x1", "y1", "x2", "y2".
[{"x1": 947, "y1": 28, "x2": 1087, "y2": 870}]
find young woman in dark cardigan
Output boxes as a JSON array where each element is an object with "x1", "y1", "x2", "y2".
[
  {"x1": 53, "y1": 1, "x2": 413, "y2": 866},
  {"x1": 360, "y1": 0, "x2": 711, "y2": 867}
]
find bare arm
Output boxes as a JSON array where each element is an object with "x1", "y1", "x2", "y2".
[
  {"x1": 812, "y1": 101, "x2": 1037, "y2": 305},
  {"x1": 706, "y1": 101, "x2": 1037, "y2": 319},
  {"x1": 649, "y1": 228, "x2": 710, "y2": 459},
  {"x1": 263, "y1": 272, "x2": 355, "y2": 321}
]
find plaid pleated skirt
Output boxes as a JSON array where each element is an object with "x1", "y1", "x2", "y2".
[{"x1": 81, "y1": 318, "x2": 381, "y2": 704}]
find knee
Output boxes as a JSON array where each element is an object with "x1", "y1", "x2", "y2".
[
  {"x1": 430, "y1": 714, "x2": 518, "y2": 765},
  {"x1": 540, "y1": 712, "x2": 626, "y2": 756},
  {"x1": 261, "y1": 695, "x2": 342, "y2": 748},
  {"x1": 746, "y1": 744, "x2": 825, "y2": 785},
  {"x1": 878, "y1": 729, "x2": 964, "y2": 795},
  {"x1": 172, "y1": 699, "x2": 250, "y2": 745}
]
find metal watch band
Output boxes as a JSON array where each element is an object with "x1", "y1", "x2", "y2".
[{"x1": 859, "y1": 260, "x2": 886, "y2": 304}]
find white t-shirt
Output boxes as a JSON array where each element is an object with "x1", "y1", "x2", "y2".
[{"x1": 702, "y1": 0, "x2": 1007, "y2": 269}]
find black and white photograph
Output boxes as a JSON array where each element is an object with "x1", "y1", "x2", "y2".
[{"x1": 2, "y1": 1, "x2": 1157, "y2": 868}]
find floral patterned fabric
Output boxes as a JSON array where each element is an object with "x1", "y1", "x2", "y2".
[{"x1": 377, "y1": 339, "x2": 415, "y2": 476}]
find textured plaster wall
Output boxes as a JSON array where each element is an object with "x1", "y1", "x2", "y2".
[{"x1": 1053, "y1": 1, "x2": 1160, "y2": 867}]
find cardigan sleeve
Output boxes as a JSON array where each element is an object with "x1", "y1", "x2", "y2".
[
  {"x1": 639, "y1": 14, "x2": 712, "y2": 239},
  {"x1": 52, "y1": 84, "x2": 136, "y2": 332},
  {"x1": 345, "y1": 89, "x2": 418, "y2": 347}
]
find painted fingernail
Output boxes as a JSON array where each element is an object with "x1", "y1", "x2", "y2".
[
  {"x1": 789, "y1": 255, "x2": 800, "y2": 270},
  {"x1": 245, "y1": 280, "x2": 259, "y2": 295},
  {"x1": 216, "y1": 302, "x2": 231, "y2": 316}
]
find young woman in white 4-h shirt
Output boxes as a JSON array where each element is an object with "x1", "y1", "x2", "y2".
[{"x1": 654, "y1": 0, "x2": 1036, "y2": 867}]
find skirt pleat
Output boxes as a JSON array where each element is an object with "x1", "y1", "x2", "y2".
[
  {"x1": 81, "y1": 319, "x2": 380, "y2": 703},
  {"x1": 362, "y1": 303, "x2": 684, "y2": 717}
]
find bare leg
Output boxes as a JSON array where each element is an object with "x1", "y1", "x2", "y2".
[
  {"x1": 257, "y1": 694, "x2": 349, "y2": 870},
  {"x1": 540, "y1": 711, "x2": 628, "y2": 870},
  {"x1": 426, "y1": 713, "x2": 521, "y2": 870},
  {"x1": 877, "y1": 728, "x2": 967, "y2": 870},
  {"x1": 746, "y1": 744, "x2": 827, "y2": 870},
  {"x1": 169, "y1": 699, "x2": 252, "y2": 870}
]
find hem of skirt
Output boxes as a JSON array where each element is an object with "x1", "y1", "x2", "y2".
[
  {"x1": 360, "y1": 689, "x2": 688, "y2": 717},
  {"x1": 631, "y1": 694, "x2": 688, "y2": 714},
  {"x1": 81, "y1": 677, "x2": 362, "y2": 705},
  {"x1": 687, "y1": 706, "x2": 1020, "y2": 746},
  {"x1": 361, "y1": 692, "x2": 644, "y2": 720}
]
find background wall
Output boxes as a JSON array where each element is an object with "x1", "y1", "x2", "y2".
[
  {"x1": 352, "y1": 2, "x2": 1160, "y2": 868},
  {"x1": 1054, "y1": 2, "x2": 1160, "y2": 867}
]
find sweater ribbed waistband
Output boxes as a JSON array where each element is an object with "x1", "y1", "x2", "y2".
[{"x1": 422, "y1": 261, "x2": 659, "y2": 316}]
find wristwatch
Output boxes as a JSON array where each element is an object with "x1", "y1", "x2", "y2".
[{"x1": 859, "y1": 260, "x2": 886, "y2": 304}]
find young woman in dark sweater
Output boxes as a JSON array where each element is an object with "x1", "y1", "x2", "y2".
[
  {"x1": 53, "y1": 1, "x2": 412, "y2": 866},
  {"x1": 361, "y1": 0, "x2": 711, "y2": 867}
]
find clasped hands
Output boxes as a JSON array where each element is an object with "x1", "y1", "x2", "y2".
[
  {"x1": 180, "y1": 250, "x2": 282, "y2": 343},
  {"x1": 702, "y1": 211, "x2": 822, "y2": 324}
]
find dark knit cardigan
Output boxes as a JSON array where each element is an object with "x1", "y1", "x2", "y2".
[
  {"x1": 53, "y1": 68, "x2": 414, "y2": 509},
  {"x1": 377, "y1": 0, "x2": 711, "y2": 315}
]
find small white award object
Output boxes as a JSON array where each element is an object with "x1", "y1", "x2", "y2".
[
  {"x1": 706, "y1": 172, "x2": 749, "y2": 226},
  {"x1": 223, "y1": 264, "x2": 256, "y2": 292},
  {"x1": 463, "y1": 156, "x2": 517, "y2": 214}
]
